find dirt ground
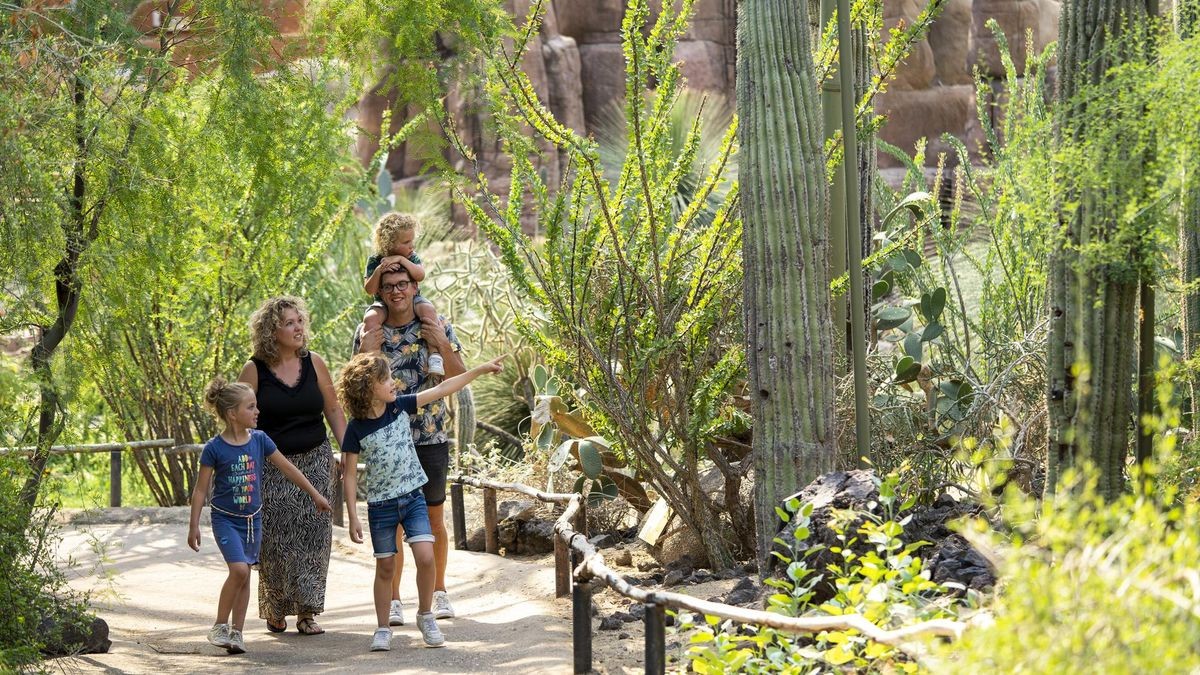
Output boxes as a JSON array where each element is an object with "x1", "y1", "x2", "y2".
[{"x1": 46, "y1": 505, "x2": 731, "y2": 674}]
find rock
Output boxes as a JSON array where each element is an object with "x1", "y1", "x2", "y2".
[
  {"x1": 663, "y1": 569, "x2": 686, "y2": 587},
  {"x1": 467, "y1": 526, "x2": 486, "y2": 552},
  {"x1": 499, "y1": 499, "x2": 539, "y2": 522},
  {"x1": 637, "y1": 560, "x2": 661, "y2": 572},
  {"x1": 970, "y1": 0, "x2": 1042, "y2": 77},
  {"x1": 771, "y1": 469, "x2": 993, "y2": 604},
  {"x1": 627, "y1": 603, "x2": 646, "y2": 620},
  {"x1": 541, "y1": 34, "x2": 587, "y2": 135},
  {"x1": 675, "y1": 40, "x2": 729, "y2": 92},
  {"x1": 599, "y1": 611, "x2": 636, "y2": 630},
  {"x1": 928, "y1": 0, "x2": 974, "y2": 85},
  {"x1": 876, "y1": 85, "x2": 976, "y2": 168},
  {"x1": 578, "y1": 42, "x2": 627, "y2": 131},
  {"x1": 514, "y1": 519, "x2": 557, "y2": 555},
  {"x1": 883, "y1": 0, "x2": 935, "y2": 91},
  {"x1": 619, "y1": 632, "x2": 631, "y2": 640},
  {"x1": 725, "y1": 577, "x2": 762, "y2": 606},
  {"x1": 39, "y1": 611, "x2": 111, "y2": 656},
  {"x1": 611, "y1": 548, "x2": 633, "y2": 567},
  {"x1": 588, "y1": 533, "x2": 616, "y2": 549},
  {"x1": 551, "y1": 0, "x2": 627, "y2": 41}
]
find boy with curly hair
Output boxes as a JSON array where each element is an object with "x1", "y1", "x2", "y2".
[{"x1": 336, "y1": 352, "x2": 504, "y2": 652}]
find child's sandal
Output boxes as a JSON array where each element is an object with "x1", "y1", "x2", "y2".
[{"x1": 296, "y1": 617, "x2": 324, "y2": 635}]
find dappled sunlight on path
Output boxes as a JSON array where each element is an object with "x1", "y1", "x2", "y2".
[{"x1": 51, "y1": 507, "x2": 571, "y2": 674}]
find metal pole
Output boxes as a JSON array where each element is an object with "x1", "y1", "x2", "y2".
[
  {"x1": 571, "y1": 550, "x2": 593, "y2": 674},
  {"x1": 109, "y1": 449, "x2": 121, "y2": 508},
  {"x1": 451, "y1": 483, "x2": 468, "y2": 550},
  {"x1": 644, "y1": 602, "x2": 666, "y2": 675},
  {"x1": 837, "y1": 0, "x2": 872, "y2": 464}
]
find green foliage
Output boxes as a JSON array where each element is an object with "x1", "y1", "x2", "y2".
[
  {"x1": 459, "y1": 0, "x2": 747, "y2": 563},
  {"x1": 684, "y1": 474, "x2": 965, "y2": 673},
  {"x1": 0, "y1": 457, "x2": 85, "y2": 669},
  {"x1": 940, "y1": 470, "x2": 1200, "y2": 672}
]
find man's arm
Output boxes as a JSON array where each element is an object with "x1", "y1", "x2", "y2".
[{"x1": 421, "y1": 317, "x2": 465, "y2": 376}]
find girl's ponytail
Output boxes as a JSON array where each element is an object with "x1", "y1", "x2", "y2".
[{"x1": 204, "y1": 377, "x2": 253, "y2": 426}]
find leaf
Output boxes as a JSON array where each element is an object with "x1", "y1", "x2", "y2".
[
  {"x1": 903, "y1": 332, "x2": 923, "y2": 361},
  {"x1": 921, "y1": 322, "x2": 943, "y2": 342},
  {"x1": 893, "y1": 356, "x2": 921, "y2": 385},
  {"x1": 532, "y1": 363, "x2": 550, "y2": 390},
  {"x1": 872, "y1": 279, "x2": 890, "y2": 299},
  {"x1": 875, "y1": 307, "x2": 911, "y2": 331},
  {"x1": 572, "y1": 475, "x2": 587, "y2": 494},
  {"x1": 550, "y1": 407, "x2": 598, "y2": 439},
  {"x1": 880, "y1": 191, "x2": 934, "y2": 226},
  {"x1": 577, "y1": 440, "x2": 604, "y2": 478},
  {"x1": 929, "y1": 287, "x2": 947, "y2": 322},
  {"x1": 549, "y1": 438, "x2": 575, "y2": 472}
]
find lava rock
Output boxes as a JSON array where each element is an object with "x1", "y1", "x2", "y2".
[
  {"x1": 619, "y1": 632, "x2": 631, "y2": 640},
  {"x1": 611, "y1": 548, "x2": 633, "y2": 566},
  {"x1": 627, "y1": 603, "x2": 646, "y2": 620},
  {"x1": 663, "y1": 570, "x2": 686, "y2": 587},
  {"x1": 498, "y1": 499, "x2": 539, "y2": 522}
]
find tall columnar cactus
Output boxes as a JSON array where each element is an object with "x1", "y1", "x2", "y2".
[
  {"x1": 737, "y1": 0, "x2": 837, "y2": 564},
  {"x1": 1177, "y1": 0, "x2": 1200, "y2": 430},
  {"x1": 1046, "y1": 0, "x2": 1150, "y2": 498},
  {"x1": 454, "y1": 386, "x2": 476, "y2": 466}
]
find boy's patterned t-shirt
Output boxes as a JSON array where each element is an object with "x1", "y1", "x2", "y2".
[
  {"x1": 341, "y1": 395, "x2": 425, "y2": 504},
  {"x1": 200, "y1": 430, "x2": 277, "y2": 513}
]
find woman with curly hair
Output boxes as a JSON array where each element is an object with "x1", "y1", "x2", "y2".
[{"x1": 237, "y1": 295, "x2": 346, "y2": 636}]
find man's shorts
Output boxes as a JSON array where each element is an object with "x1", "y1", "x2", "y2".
[
  {"x1": 367, "y1": 488, "x2": 435, "y2": 557},
  {"x1": 415, "y1": 442, "x2": 450, "y2": 507}
]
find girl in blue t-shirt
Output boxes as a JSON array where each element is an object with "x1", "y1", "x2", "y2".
[{"x1": 188, "y1": 377, "x2": 331, "y2": 655}]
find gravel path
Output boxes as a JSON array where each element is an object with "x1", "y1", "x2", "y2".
[{"x1": 50, "y1": 507, "x2": 573, "y2": 674}]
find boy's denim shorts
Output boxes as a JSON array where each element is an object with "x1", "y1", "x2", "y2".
[{"x1": 367, "y1": 488, "x2": 435, "y2": 557}]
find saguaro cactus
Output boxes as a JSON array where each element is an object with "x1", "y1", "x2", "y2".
[
  {"x1": 1046, "y1": 0, "x2": 1150, "y2": 498},
  {"x1": 737, "y1": 0, "x2": 837, "y2": 564}
]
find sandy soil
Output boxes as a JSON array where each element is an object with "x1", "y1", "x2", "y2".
[{"x1": 46, "y1": 506, "x2": 733, "y2": 674}]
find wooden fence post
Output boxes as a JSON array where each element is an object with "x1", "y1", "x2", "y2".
[
  {"x1": 483, "y1": 487, "x2": 498, "y2": 554},
  {"x1": 109, "y1": 449, "x2": 122, "y2": 508},
  {"x1": 451, "y1": 483, "x2": 467, "y2": 550},
  {"x1": 572, "y1": 549, "x2": 593, "y2": 674},
  {"x1": 644, "y1": 602, "x2": 666, "y2": 674},
  {"x1": 554, "y1": 533, "x2": 571, "y2": 598}
]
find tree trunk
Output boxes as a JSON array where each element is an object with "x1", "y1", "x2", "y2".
[
  {"x1": 1046, "y1": 0, "x2": 1149, "y2": 499},
  {"x1": 737, "y1": 0, "x2": 837, "y2": 567}
]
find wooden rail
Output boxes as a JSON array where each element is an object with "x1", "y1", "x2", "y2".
[
  {"x1": 0, "y1": 438, "x2": 191, "y2": 507},
  {"x1": 450, "y1": 474, "x2": 968, "y2": 674}
]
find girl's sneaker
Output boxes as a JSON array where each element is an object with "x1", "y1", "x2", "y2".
[
  {"x1": 428, "y1": 353, "x2": 445, "y2": 376},
  {"x1": 370, "y1": 627, "x2": 392, "y2": 652},
  {"x1": 206, "y1": 623, "x2": 231, "y2": 648},
  {"x1": 416, "y1": 611, "x2": 445, "y2": 648},
  {"x1": 388, "y1": 598, "x2": 405, "y2": 626},
  {"x1": 226, "y1": 628, "x2": 246, "y2": 654}
]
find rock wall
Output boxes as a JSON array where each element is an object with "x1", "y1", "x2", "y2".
[{"x1": 373, "y1": 0, "x2": 1061, "y2": 186}]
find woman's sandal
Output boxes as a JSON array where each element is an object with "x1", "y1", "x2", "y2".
[
  {"x1": 266, "y1": 617, "x2": 287, "y2": 633},
  {"x1": 296, "y1": 617, "x2": 325, "y2": 635}
]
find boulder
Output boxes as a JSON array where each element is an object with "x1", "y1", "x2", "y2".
[
  {"x1": 883, "y1": 0, "x2": 935, "y2": 91},
  {"x1": 684, "y1": 0, "x2": 736, "y2": 43},
  {"x1": 970, "y1": 0, "x2": 1041, "y2": 77},
  {"x1": 498, "y1": 499, "x2": 539, "y2": 522},
  {"x1": 551, "y1": 0, "x2": 627, "y2": 42},
  {"x1": 876, "y1": 85, "x2": 976, "y2": 167},
  {"x1": 771, "y1": 470, "x2": 994, "y2": 602},
  {"x1": 675, "y1": 40, "x2": 730, "y2": 92},
  {"x1": 39, "y1": 611, "x2": 111, "y2": 656},
  {"x1": 928, "y1": 0, "x2": 974, "y2": 85},
  {"x1": 578, "y1": 42, "x2": 628, "y2": 133},
  {"x1": 541, "y1": 34, "x2": 588, "y2": 135}
]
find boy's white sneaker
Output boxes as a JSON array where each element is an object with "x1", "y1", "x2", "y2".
[
  {"x1": 206, "y1": 623, "x2": 231, "y2": 648},
  {"x1": 388, "y1": 598, "x2": 405, "y2": 626},
  {"x1": 428, "y1": 353, "x2": 445, "y2": 376},
  {"x1": 433, "y1": 590, "x2": 455, "y2": 619},
  {"x1": 370, "y1": 627, "x2": 392, "y2": 652},
  {"x1": 226, "y1": 628, "x2": 245, "y2": 654},
  {"x1": 416, "y1": 611, "x2": 445, "y2": 648}
]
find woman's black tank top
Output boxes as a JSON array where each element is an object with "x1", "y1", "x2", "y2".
[{"x1": 252, "y1": 354, "x2": 327, "y2": 455}]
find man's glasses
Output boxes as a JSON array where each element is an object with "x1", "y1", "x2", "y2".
[{"x1": 380, "y1": 281, "x2": 411, "y2": 293}]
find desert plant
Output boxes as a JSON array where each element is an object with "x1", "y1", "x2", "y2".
[{"x1": 457, "y1": 0, "x2": 748, "y2": 567}]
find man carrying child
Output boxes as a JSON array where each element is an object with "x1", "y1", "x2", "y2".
[{"x1": 357, "y1": 261, "x2": 464, "y2": 625}]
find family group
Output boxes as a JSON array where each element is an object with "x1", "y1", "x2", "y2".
[{"x1": 185, "y1": 212, "x2": 505, "y2": 654}]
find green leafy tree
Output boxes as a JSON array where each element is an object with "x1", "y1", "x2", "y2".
[
  {"x1": 737, "y1": 0, "x2": 837, "y2": 564},
  {"x1": 0, "y1": 1, "x2": 364, "y2": 507}
]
